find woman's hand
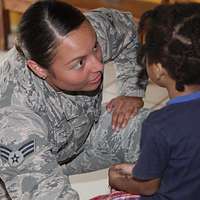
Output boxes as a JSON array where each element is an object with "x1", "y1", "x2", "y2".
[{"x1": 106, "y1": 96, "x2": 143, "y2": 131}]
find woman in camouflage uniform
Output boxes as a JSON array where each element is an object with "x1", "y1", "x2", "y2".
[{"x1": 0, "y1": 1, "x2": 149, "y2": 199}]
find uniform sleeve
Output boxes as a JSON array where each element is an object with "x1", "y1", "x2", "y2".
[
  {"x1": 85, "y1": 8, "x2": 147, "y2": 97},
  {"x1": 133, "y1": 119, "x2": 170, "y2": 180},
  {"x1": 0, "y1": 107, "x2": 78, "y2": 200}
]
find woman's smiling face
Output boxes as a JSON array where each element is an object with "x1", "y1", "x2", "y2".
[{"x1": 45, "y1": 20, "x2": 104, "y2": 92}]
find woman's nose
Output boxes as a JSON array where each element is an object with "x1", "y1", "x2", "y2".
[{"x1": 89, "y1": 54, "x2": 104, "y2": 72}]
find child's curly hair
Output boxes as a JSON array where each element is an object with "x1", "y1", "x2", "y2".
[{"x1": 138, "y1": 3, "x2": 200, "y2": 91}]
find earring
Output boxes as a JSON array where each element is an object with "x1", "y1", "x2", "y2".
[{"x1": 41, "y1": 76, "x2": 47, "y2": 80}]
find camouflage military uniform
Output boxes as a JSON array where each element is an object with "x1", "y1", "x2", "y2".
[{"x1": 0, "y1": 8, "x2": 150, "y2": 199}]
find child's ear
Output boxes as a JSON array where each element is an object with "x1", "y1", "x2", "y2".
[
  {"x1": 154, "y1": 63, "x2": 167, "y2": 81},
  {"x1": 27, "y1": 60, "x2": 48, "y2": 79}
]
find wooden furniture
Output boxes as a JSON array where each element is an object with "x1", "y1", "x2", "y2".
[
  {"x1": 166, "y1": 0, "x2": 200, "y2": 2},
  {"x1": 0, "y1": 0, "x2": 166, "y2": 50}
]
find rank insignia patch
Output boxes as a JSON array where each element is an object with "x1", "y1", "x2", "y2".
[{"x1": 0, "y1": 140, "x2": 35, "y2": 167}]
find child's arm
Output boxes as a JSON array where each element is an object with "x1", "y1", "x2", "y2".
[{"x1": 108, "y1": 163, "x2": 160, "y2": 196}]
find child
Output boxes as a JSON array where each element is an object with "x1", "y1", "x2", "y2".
[{"x1": 108, "y1": 3, "x2": 200, "y2": 200}]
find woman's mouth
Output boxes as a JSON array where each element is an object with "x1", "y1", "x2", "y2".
[{"x1": 89, "y1": 73, "x2": 102, "y2": 85}]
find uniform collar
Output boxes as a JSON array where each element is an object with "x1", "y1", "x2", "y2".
[{"x1": 167, "y1": 91, "x2": 200, "y2": 105}]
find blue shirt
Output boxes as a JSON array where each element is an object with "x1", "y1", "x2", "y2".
[{"x1": 133, "y1": 92, "x2": 200, "y2": 200}]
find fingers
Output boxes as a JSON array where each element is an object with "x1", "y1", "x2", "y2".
[
  {"x1": 112, "y1": 112, "x2": 130, "y2": 130},
  {"x1": 107, "y1": 96, "x2": 143, "y2": 131},
  {"x1": 125, "y1": 107, "x2": 139, "y2": 120},
  {"x1": 106, "y1": 100, "x2": 114, "y2": 112},
  {"x1": 112, "y1": 107, "x2": 137, "y2": 131}
]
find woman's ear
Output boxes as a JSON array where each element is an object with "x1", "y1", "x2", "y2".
[{"x1": 27, "y1": 60, "x2": 48, "y2": 79}]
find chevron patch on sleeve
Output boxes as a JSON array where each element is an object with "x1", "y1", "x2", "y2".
[{"x1": 0, "y1": 140, "x2": 35, "y2": 167}]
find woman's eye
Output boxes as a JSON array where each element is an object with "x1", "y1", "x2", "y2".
[{"x1": 73, "y1": 59, "x2": 84, "y2": 70}]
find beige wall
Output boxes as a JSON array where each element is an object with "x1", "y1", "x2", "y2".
[{"x1": 10, "y1": 12, "x2": 21, "y2": 31}]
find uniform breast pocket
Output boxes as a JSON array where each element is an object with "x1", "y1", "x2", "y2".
[
  {"x1": 70, "y1": 114, "x2": 93, "y2": 145},
  {"x1": 53, "y1": 119, "x2": 73, "y2": 146}
]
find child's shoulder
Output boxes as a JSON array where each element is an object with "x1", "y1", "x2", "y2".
[
  {"x1": 145, "y1": 105, "x2": 173, "y2": 124},
  {"x1": 141, "y1": 106, "x2": 177, "y2": 140},
  {"x1": 145, "y1": 99, "x2": 200, "y2": 131}
]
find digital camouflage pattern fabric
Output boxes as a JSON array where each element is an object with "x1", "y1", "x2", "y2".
[{"x1": 0, "y1": 8, "x2": 149, "y2": 199}]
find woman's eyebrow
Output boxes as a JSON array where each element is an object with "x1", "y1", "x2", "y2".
[{"x1": 64, "y1": 37, "x2": 98, "y2": 66}]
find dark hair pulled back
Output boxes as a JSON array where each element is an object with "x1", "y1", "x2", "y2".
[{"x1": 16, "y1": 0, "x2": 86, "y2": 69}]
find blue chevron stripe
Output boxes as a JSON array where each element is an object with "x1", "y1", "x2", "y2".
[
  {"x1": 19, "y1": 140, "x2": 34, "y2": 151},
  {"x1": 0, "y1": 146, "x2": 11, "y2": 160},
  {"x1": 0, "y1": 145, "x2": 12, "y2": 152},
  {"x1": 23, "y1": 149, "x2": 34, "y2": 157},
  {"x1": 0, "y1": 149, "x2": 10, "y2": 156},
  {"x1": 0, "y1": 154, "x2": 9, "y2": 160},
  {"x1": 21, "y1": 144, "x2": 34, "y2": 154}
]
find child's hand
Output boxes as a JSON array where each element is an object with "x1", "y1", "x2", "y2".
[
  {"x1": 109, "y1": 163, "x2": 134, "y2": 177},
  {"x1": 108, "y1": 163, "x2": 134, "y2": 189},
  {"x1": 106, "y1": 96, "x2": 143, "y2": 131}
]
